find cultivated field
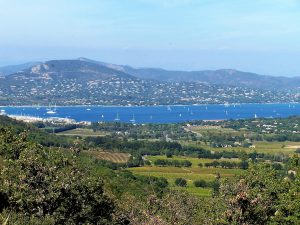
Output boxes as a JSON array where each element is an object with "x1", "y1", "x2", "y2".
[
  {"x1": 146, "y1": 155, "x2": 240, "y2": 168},
  {"x1": 181, "y1": 140, "x2": 300, "y2": 155},
  {"x1": 57, "y1": 128, "x2": 109, "y2": 137},
  {"x1": 85, "y1": 150, "x2": 131, "y2": 163},
  {"x1": 129, "y1": 155, "x2": 243, "y2": 197}
]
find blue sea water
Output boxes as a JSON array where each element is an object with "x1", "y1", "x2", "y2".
[{"x1": 0, "y1": 103, "x2": 299, "y2": 124}]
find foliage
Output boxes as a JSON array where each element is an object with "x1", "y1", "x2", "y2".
[
  {"x1": 0, "y1": 129, "x2": 116, "y2": 224},
  {"x1": 174, "y1": 178, "x2": 187, "y2": 187}
]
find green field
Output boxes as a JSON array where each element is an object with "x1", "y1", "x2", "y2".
[
  {"x1": 56, "y1": 128, "x2": 109, "y2": 137},
  {"x1": 129, "y1": 155, "x2": 243, "y2": 197},
  {"x1": 146, "y1": 155, "x2": 240, "y2": 168},
  {"x1": 181, "y1": 140, "x2": 300, "y2": 155},
  {"x1": 186, "y1": 125, "x2": 240, "y2": 134},
  {"x1": 184, "y1": 125, "x2": 300, "y2": 155}
]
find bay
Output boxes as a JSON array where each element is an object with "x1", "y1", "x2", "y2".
[{"x1": 0, "y1": 103, "x2": 299, "y2": 124}]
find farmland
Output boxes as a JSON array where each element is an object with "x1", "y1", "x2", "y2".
[
  {"x1": 84, "y1": 150, "x2": 131, "y2": 163},
  {"x1": 181, "y1": 140, "x2": 299, "y2": 155},
  {"x1": 56, "y1": 128, "x2": 109, "y2": 137},
  {"x1": 129, "y1": 155, "x2": 243, "y2": 197}
]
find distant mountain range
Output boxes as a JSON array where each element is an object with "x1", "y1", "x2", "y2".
[
  {"x1": 0, "y1": 58, "x2": 298, "y2": 105},
  {"x1": 1, "y1": 58, "x2": 300, "y2": 90},
  {"x1": 123, "y1": 67, "x2": 300, "y2": 91}
]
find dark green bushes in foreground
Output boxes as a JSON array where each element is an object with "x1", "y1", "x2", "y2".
[{"x1": 0, "y1": 128, "x2": 115, "y2": 224}]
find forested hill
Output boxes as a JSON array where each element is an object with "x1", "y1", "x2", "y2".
[{"x1": 0, "y1": 59, "x2": 299, "y2": 105}]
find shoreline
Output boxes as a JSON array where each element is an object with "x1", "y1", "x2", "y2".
[{"x1": 0, "y1": 102, "x2": 299, "y2": 108}]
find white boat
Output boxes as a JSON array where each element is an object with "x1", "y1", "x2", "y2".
[
  {"x1": 254, "y1": 113, "x2": 258, "y2": 119},
  {"x1": 46, "y1": 104, "x2": 57, "y2": 114},
  {"x1": 86, "y1": 108, "x2": 91, "y2": 111},
  {"x1": 130, "y1": 114, "x2": 136, "y2": 123},
  {"x1": 114, "y1": 113, "x2": 120, "y2": 121},
  {"x1": 46, "y1": 110, "x2": 56, "y2": 114}
]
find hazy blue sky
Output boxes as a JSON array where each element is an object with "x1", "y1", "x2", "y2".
[{"x1": 0, "y1": 0, "x2": 300, "y2": 76}]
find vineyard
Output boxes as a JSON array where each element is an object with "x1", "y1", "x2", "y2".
[{"x1": 86, "y1": 150, "x2": 131, "y2": 163}]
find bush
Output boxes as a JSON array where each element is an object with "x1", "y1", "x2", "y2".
[
  {"x1": 174, "y1": 178, "x2": 187, "y2": 187},
  {"x1": 166, "y1": 151, "x2": 173, "y2": 158},
  {"x1": 194, "y1": 179, "x2": 207, "y2": 188}
]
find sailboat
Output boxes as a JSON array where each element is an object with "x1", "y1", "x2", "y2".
[
  {"x1": 114, "y1": 113, "x2": 120, "y2": 121},
  {"x1": 167, "y1": 106, "x2": 172, "y2": 111},
  {"x1": 130, "y1": 114, "x2": 136, "y2": 123},
  {"x1": 47, "y1": 104, "x2": 57, "y2": 114},
  {"x1": 254, "y1": 113, "x2": 258, "y2": 119}
]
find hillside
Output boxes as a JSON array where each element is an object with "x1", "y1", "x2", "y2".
[
  {"x1": 0, "y1": 59, "x2": 299, "y2": 105},
  {"x1": 119, "y1": 66, "x2": 300, "y2": 91},
  {"x1": 0, "y1": 62, "x2": 40, "y2": 76},
  {"x1": 68, "y1": 58, "x2": 300, "y2": 91}
]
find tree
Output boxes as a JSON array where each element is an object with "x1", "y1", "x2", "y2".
[
  {"x1": 182, "y1": 160, "x2": 192, "y2": 167},
  {"x1": 219, "y1": 164, "x2": 285, "y2": 224},
  {"x1": 175, "y1": 178, "x2": 187, "y2": 187},
  {"x1": 0, "y1": 129, "x2": 116, "y2": 224},
  {"x1": 194, "y1": 180, "x2": 207, "y2": 188}
]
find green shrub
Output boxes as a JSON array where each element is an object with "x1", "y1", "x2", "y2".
[{"x1": 174, "y1": 178, "x2": 187, "y2": 187}]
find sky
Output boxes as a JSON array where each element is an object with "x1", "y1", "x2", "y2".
[{"x1": 0, "y1": 0, "x2": 300, "y2": 76}]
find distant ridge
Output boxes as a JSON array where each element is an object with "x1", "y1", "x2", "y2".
[
  {"x1": 78, "y1": 58, "x2": 300, "y2": 91},
  {"x1": 120, "y1": 66, "x2": 300, "y2": 91},
  {"x1": 1, "y1": 58, "x2": 300, "y2": 90},
  {"x1": 0, "y1": 58, "x2": 298, "y2": 106}
]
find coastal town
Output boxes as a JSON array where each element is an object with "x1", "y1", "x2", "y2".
[{"x1": 0, "y1": 65, "x2": 298, "y2": 106}]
